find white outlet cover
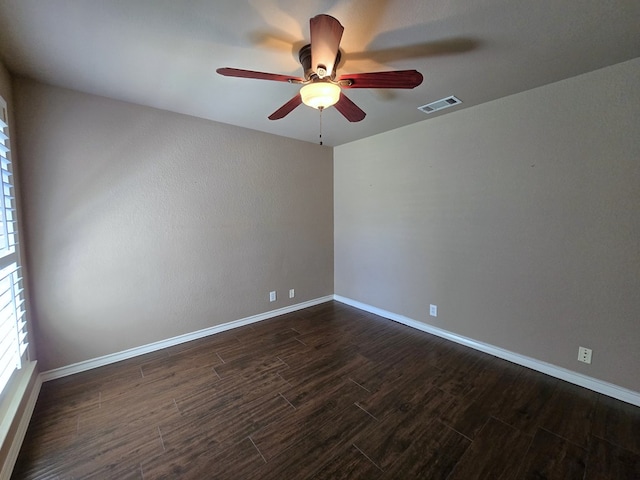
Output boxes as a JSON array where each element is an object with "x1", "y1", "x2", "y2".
[
  {"x1": 578, "y1": 346, "x2": 592, "y2": 364},
  {"x1": 269, "y1": 291, "x2": 276, "y2": 302},
  {"x1": 289, "y1": 289, "x2": 295, "y2": 298},
  {"x1": 430, "y1": 304, "x2": 437, "y2": 317}
]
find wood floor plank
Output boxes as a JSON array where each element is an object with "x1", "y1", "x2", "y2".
[
  {"x1": 214, "y1": 352, "x2": 287, "y2": 379},
  {"x1": 584, "y1": 436, "x2": 640, "y2": 480},
  {"x1": 139, "y1": 343, "x2": 224, "y2": 380},
  {"x1": 280, "y1": 370, "x2": 370, "y2": 410},
  {"x1": 353, "y1": 386, "x2": 452, "y2": 470},
  {"x1": 65, "y1": 364, "x2": 147, "y2": 402},
  {"x1": 26, "y1": 411, "x2": 83, "y2": 447},
  {"x1": 348, "y1": 348, "x2": 442, "y2": 394},
  {"x1": 141, "y1": 436, "x2": 265, "y2": 479},
  {"x1": 78, "y1": 396, "x2": 181, "y2": 434},
  {"x1": 160, "y1": 391, "x2": 293, "y2": 459},
  {"x1": 33, "y1": 380, "x2": 100, "y2": 417},
  {"x1": 515, "y1": 427, "x2": 587, "y2": 479},
  {"x1": 309, "y1": 444, "x2": 383, "y2": 480},
  {"x1": 252, "y1": 404, "x2": 377, "y2": 480},
  {"x1": 278, "y1": 349, "x2": 370, "y2": 387},
  {"x1": 53, "y1": 424, "x2": 163, "y2": 478},
  {"x1": 536, "y1": 381, "x2": 598, "y2": 448},
  {"x1": 252, "y1": 378, "x2": 369, "y2": 461},
  {"x1": 492, "y1": 367, "x2": 558, "y2": 435},
  {"x1": 432, "y1": 353, "x2": 486, "y2": 397},
  {"x1": 592, "y1": 394, "x2": 640, "y2": 455},
  {"x1": 139, "y1": 423, "x2": 222, "y2": 477},
  {"x1": 355, "y1": 365, "x2": 444, "y2": 421},
  {"x1": 356, "y1": 329, "x2": 431, "y2": 365},
  {"x1": 217, "y1": 329, "x2": 301, "y2": 362},
  {"x1": 141, "y1": 394, "x2": 284, "y2": 478},
  {"x1": 174, "y1": 370, "x2": 289, "y2": 417},
  {"x1": 440, "y1": 359, "x2": 522, "y2": 440},
  {"x1": 69, "y1": 459, "x2": 145, "y2": 479},
  {"x1": 447, "y1": 417, "x2": 533, "y2": 480},
  {"x1": 379, "y1": 420, "x2": 471, "y2": 480},
  {"x1": 137, "y1": 364, "x2": 221, "y2": 405}
]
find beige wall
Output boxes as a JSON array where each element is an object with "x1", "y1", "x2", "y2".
[
  {"x1": 335, "y1": 58, "x2": 640, "y2": 392},
  {"x1": 13, "y1": 79, "x2": 333, "y2": 371}
]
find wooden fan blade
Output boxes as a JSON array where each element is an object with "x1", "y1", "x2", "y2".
[
  {"x1": 217, "y1": 67, "x2": 304, "y2": 83},
  {"x1": 333, "y1": 92, "x2": 366, "y2": 122},
  {"x1": 339, "y1": 70, "x2": 423, "y2": 89},
  {"x1": 268, "y1": 94, "x2": 303, "y2": 120},
  {"x1": 310, "y1": 14, "x2": 344, "y2": 78}
]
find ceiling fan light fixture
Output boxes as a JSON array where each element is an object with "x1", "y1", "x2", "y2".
[{"x1": 300, "y1": 82, "x2": 341, "y2": 109}]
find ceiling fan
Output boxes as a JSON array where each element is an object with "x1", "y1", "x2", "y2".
[{"x1": 217, "y1": 14, "x2": 423, "y2": 122}]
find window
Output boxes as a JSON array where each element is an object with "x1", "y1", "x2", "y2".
[{"x1": 0, "y1": 97, "x2": 28, "y2": 395}]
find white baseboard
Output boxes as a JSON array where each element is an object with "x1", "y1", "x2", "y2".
[
  {"x1": 334, "y1": 295, "x2": 640, "y2": 407},
  {"x1": 41, "y1": 296, "x2": 333, "y2": 382}
]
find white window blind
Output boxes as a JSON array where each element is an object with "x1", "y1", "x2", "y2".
[{"x1": 0, "y1": 98, "x2": 28, "y2": 395}]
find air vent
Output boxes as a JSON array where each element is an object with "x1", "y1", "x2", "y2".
[{"x1": 418, "y1": 95, "x2": 462, "y2": 114}]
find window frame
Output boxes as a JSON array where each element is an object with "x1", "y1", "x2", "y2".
[{"x1": 0, "y1": 95, "x2": 30, "y2": 398}]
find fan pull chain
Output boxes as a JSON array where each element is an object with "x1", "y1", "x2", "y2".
[{"x1": 319, "y1": 107, "x2": 323, "y2": 145}]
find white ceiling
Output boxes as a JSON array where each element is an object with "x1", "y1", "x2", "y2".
[{"x1": 0, "y1": 0, "x2": 638, "y2": 146}]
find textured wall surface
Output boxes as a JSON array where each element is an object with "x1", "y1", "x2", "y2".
[
  {"x1": 14, "y1": 79, "x2": 333, "y2": 371},
  {"x1": 335, "y1": 58, "x2": 640, "y2": 392}
]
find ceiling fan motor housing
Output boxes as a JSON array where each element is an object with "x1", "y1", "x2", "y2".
[{"x1": 298, "y1": 44, "x2": 341, "y2": 81}]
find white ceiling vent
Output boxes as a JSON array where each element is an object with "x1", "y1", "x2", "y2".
[{"x1": 418, "y1": 96, "x2": 462, "y2": 114}]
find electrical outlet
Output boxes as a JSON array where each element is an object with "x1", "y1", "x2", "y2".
[
  {"x1": 269, "y1": 291, "x2": 276, "y2": 302},
  {"x1": 578, "y1": 346, "x2": 592, "y2": 364},
  {"x1": 429, "y1": 304, "x2": 437, "y2": 317},
  {"x1": 289, "y1": 289, "x2": 295, "y2": 299}
]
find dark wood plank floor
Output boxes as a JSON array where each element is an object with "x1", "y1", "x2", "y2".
[{"x1": 12, "y1": 301, "x2": 640, "y2": 479}]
